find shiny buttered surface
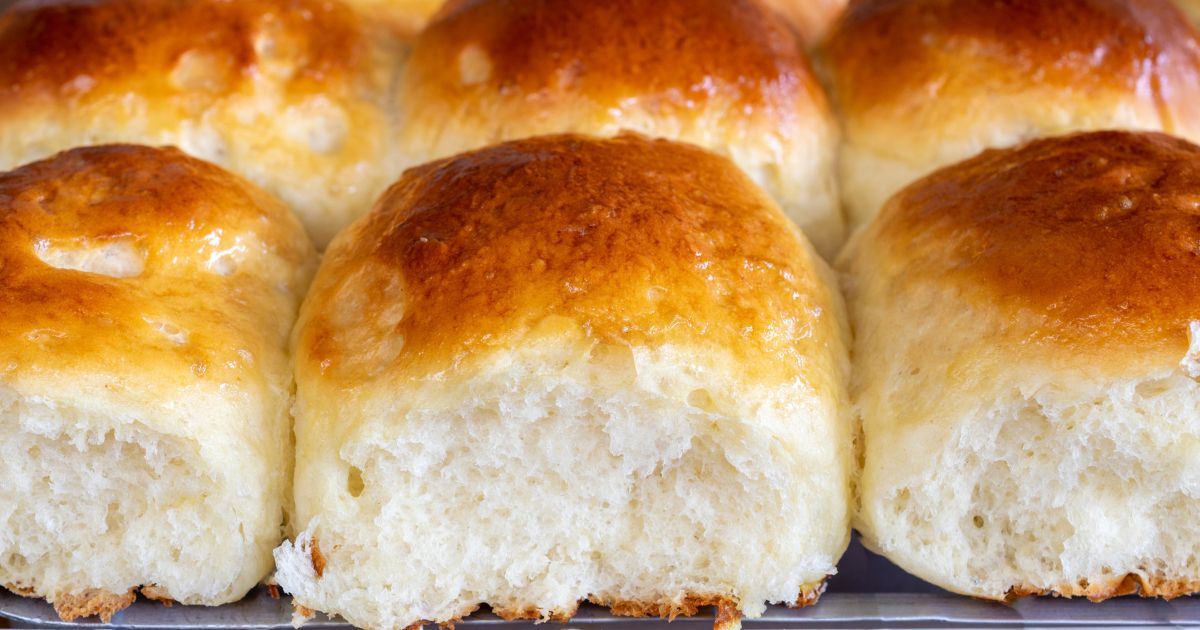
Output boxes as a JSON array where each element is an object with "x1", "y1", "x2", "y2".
[
  {"x1": 0, "y1": 0, "x2": 405, "y2": 248},
  {"x1": 840, "y1": 131, "x2": 1200, "y2": 601},
  {"x1": 397, "y1": 0, "x2": 844, "y2": 256},
  {"x1": 275, "y1": 133, "x2": 850, "y2": 630},
  {"x1": 0, "y1": 145, "x2": 316, "y2": 622},
  {"x1": 4, "y1": 0, "x2": 1200, "y2": 627},
  {"x1": 820, "y1": 0, "x2": 1200, "y2": 229}
]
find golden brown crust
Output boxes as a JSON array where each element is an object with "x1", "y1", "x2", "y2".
[
  {"x1": 294, "y1": 601, "x2": 316, "y2": 619},
  {"x1": 139, "y1": 585, "x2": 174, "y2": 606},
  {"x1": 408, "y1": 0, "x2": 825, "y2": 117},
  {"x1": 300, "y1": 133, "x2": 832, "y2": 385},
  {"x1": 601, "y1": 594, "x2": 735, "y2": 621},
  {"x1": 488, "y1": 594, "x2": 758, "y2": 629},
  {"x1": 1003, "y1": 571, "x2": 1200, "y2": 601},
  {"x1": 0, "y1": 0, "x2": 401, "y2": 247},
  {"x1": 863, "y1": 130, "x2": 1200, "y2": 352},
  {"x1": 4, "y1": 582, "x2": 36, "y2": 597},
  {"x1": 52, "y1": 588, "x2": 137, "y2": 623},
  {"x1": 0, "y1": 0, "x2": 367, "y2": 108},
  {"x1": 791, "y1": 579, "x2": 827, "y2": 607},
  {"x1": 0, "y1": 144, "x2": 314, "y2": 383},
  {"x1": 713, "y1": 600, "x2": 742, "y2": 630},
  {"x1": 309, "y1": 538, "x2": 326, "y2": 579},
  {"x1": 822, "y1": 0, "x2": 1200, "y2": 136},
  {"x1": 490, "y1": 602, "x2": 577, "y2": 622}
]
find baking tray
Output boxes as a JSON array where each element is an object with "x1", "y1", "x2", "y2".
[{"x1": 4, "y1": 536, "x2": 1197, "y2": 628}]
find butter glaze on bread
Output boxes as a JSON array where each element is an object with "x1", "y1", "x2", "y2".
[
  {"x1": 0, "y1": 0, "x2": 404, "y2": 247},
  {"x1": 275, "y1": 134, "x2": 851, "y2": 630},
  {"x1": 820, "y1": 0, "x2": 1200, "y2": 228},
  {"x1": 396, "y1": 0, "x2": 843, "y2": 256},
  {"x1": 840, "y1": 131, "x2": 1200, "y2": 601},
  {"x1": 0, "y1": 145, "x2": 316, "y2": 621}
]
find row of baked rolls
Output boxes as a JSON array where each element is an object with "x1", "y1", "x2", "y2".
[
  {"x1": 5, "y1": 87, "x2": 1200, "y2": 630},
  {"x1": 0, "y1": 0, "x2": 843, "y2": 255},
  {"x1": 0, "y1": 134, "x2": 851, "y2": 628},
  {"x1": 5, "y1": 0, "x2": 1200, "y2": 258},
  {"x1": 841, "y1": 130, "x2": 1200, "y2": 600}
]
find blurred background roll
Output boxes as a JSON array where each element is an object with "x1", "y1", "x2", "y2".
[
  {"x1": 762, "y1": 0, "x2": 849, "y2": 47},
  {"x1": 276, "y1": 134, "x2": 851, "y2": 630},
  {"x1": 342, "y1": 0, "x2": 851, "y2": 47},
  {"x1": 395, "y1": 0, "x2": 844, "y2": 256},
  {"x1": 0, "y1": 145, "x2": 315, "y2": 622},
  {"x1": 1176, "y1": 0, "x2": 1200, "y2": 23},
  {"x1": 0, "y1": 0, "x2": 405, "y2": 247},
  {"x1": 841, "y1": 131, "x2": 1200, "y2": 601},
  {"x1": 338, "y1": 0, "x2": 445, "y2": 39},
  {"x1": 820, "y1": 0, "x2": 1200, "y2": 229}
]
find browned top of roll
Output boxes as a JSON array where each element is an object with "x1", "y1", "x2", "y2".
[
  {"x1": 0, "y1": 0, "x2": 368, "y2": 107},
  {"x1": 822, "y1": 0, "x2": 1200, "y2": 134},
  {"x1": 408, "y1": 0, "x2": 824, "y2": 113},
  {"x1": 869, "y1": 131, "x2": 1200, "y2": 349},
  {"x1": 299, "y1": 134, "x2": 838, "y2": 385},
  {"x1": 0, "y1": 144, "x2": 313, "y2": 383}
]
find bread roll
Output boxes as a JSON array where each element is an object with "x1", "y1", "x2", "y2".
[
  {"x1": 396, "y1": 0, "x2": 843, "y2": 256},
  {"x1": 820, "y1": 0, "x2": 1200, "y2": 228},
  {"x1": 761, "y1": 0, "x2": 849, "y2": 46},
  {"x1": 275, "y1": 134, "x2": 851, "y2": 630},
  {"x1": 841, "y1": 130, "x2": 1200, "y2": 600},
  {"x1": 0, "y1": 0, "x2": 404, "y2": 247},
  {"x1": 0, "y1": 145, "x2": 316, "y2": 621}
]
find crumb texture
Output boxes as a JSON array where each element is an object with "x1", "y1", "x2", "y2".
[
  {"x1": 278, "y1": 346, "x2": 845, "y2": 627},
  {"x1": 861, "y1": 374, "x2": 1200, "y2": 599}
]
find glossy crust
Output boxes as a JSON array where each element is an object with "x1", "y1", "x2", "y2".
[
  {"x1": 301, "y1": 133, "x2": 839, "y2": 389},
  {"x1": 0, "y1": 0, "x2": 403, "y2": 247},
  {"x1": 866, "y1": 131, "x2": 1200, "y2": 356},
  {"x1": 0, "y1": 144, "x2": 315, "y2": 620},
  {"x1": 286, "y1": 134, "x2": 850, "y2": 628},
  {"x1": 0, "y1": 145, "x2": 314, "y2": 379},
  {"x1": 417, "y1": 0, "x2": 814, "y2": 106},
  {"x1": 841, "y1": 131, "x2": 1200, "y2": 601},
  {"x1": 820, "y1": 0, "x2": 1200, "y2": 226},
  {"x1": 825, "y1": 0, "x2": 1200, "y2": 120},
  {"x1": 397, "y1": 0, "x2": 842, "y2": 255}
]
